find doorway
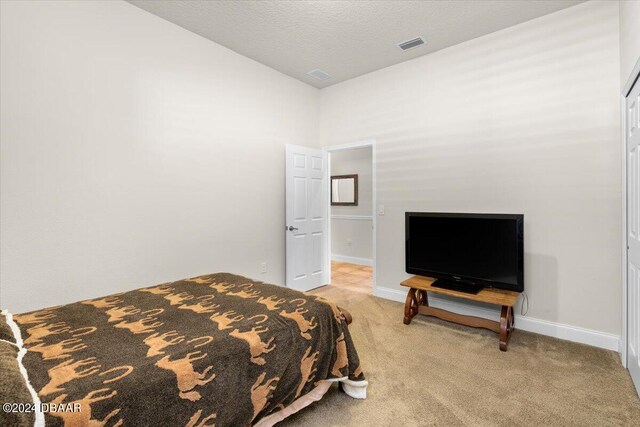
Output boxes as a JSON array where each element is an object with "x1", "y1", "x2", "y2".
[{"x1": 326, "y1": 141, "x2": 376, "y2": 295}]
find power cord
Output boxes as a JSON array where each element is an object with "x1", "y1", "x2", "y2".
[{"x1": 520, "y1": 291, "x2": 529, "y2": 316}]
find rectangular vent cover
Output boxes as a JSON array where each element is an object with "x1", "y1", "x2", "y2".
[
  {"x1": 307, "y1": 69, "x2": 331, "y2": 81},
  {"x1": 398, "y1": 37, "x2": 425, "y2": 51}
]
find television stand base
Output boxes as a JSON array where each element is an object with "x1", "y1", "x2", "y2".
[
  {"x1": 431, "y1": 278, "x2": 483, "y2": 294},
  {"x1": 401, "y1": 275, "x2": 519, "y2": 351}
]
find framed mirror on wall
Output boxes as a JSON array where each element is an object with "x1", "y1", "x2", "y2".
[{"x1": 331, "y1": 174, "x2": 358, "y2": 206}]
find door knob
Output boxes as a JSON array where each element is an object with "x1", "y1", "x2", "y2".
[{"x1": 287, "y1": 226, "x2": 299, "y2": 232}]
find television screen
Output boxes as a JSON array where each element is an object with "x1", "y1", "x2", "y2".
[{"x1": 405, "y1": 213, "x2": 524, "y2": 292}]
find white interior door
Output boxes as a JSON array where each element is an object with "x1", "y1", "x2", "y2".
[
  {"x1": 285, "y1": 144, "x2": 327, "y2": 291},
  {"x1": 626, "y1": 76, "x2": 640, "y2": 395}
]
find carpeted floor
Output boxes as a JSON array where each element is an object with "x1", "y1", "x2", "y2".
[{"x1": 283, "y1": 285, "x2": 640, "y2": 426}]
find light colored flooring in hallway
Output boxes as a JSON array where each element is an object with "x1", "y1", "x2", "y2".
[{"x1": 330, "y1": 261, "x2": 372, "y2": 294}]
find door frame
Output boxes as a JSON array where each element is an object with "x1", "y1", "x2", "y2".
[
  {"x1": 323, "y1": 140, "x2": 377, "y2": 292},
  {"x1": 622, "y1": 56, "x2": 640, "y2": 368}
]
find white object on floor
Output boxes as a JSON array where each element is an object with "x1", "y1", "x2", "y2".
[{"x1": 337, "y1": 378, "x2": 369, "y2": 399}]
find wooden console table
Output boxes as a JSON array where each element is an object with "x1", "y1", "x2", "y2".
[{"x1": 401, "y1": 275, "x2": 519, "y2": 351}]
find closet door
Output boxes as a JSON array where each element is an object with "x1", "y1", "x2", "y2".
[{"x1": 626, "y1": 76, "x2": 640, "y2": 395}]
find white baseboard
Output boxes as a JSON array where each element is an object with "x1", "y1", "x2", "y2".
[
  {"x1": 372, "y1": 286, "x2": 621, "y2": 352},
  {"x1": 332, "y1": 254, "x2": 372, "y2": 266},
  {"x1": 373, "y1": 286, "x2": 408, "y2": 303}
]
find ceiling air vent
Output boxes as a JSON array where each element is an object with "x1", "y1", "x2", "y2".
[
  {"x1": 398, "y1": 37, "x2": 426, "y2": 51},
  {"x1": 307, "y1": 69, "x2": 331, "y2": 81}
]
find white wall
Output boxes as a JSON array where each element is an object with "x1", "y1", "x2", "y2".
[
  {"x1": 0, "y1": 0, "x2": 625, "y2": 341},
  {"x1": 319, "y1": 1, "x2": 622, "y2": 335},
  {"x1": 330, "y1": 147, "x2": 373, "y2": 261},
  {"x1": 620, "y1": 0, "x2": 640, "y2": 87},
  {"x1": 0, "y1": 1, "x2": 318, "y2": 313}
]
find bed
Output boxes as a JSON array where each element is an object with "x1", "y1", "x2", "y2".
[{"x1": 0, "y1": 273, "x2": 367, "y2": 426}]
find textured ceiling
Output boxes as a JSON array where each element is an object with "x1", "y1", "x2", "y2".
[{"x1": 128, "y1": 0, "x2": 585, "y2": 88}]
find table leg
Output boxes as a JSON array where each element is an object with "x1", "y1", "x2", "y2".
[
  {"x1": 418, "y1": 289, "x2": 428, "y2": 307},
  {"x1": 404, "y1": 288, "x2": 429, "y2": 325},
  {"x1": 404, "y1": 288, "x2": 416, "y2": 324},
  {"x1": 499, "y1": 305, "x2": 514, "y2": 351}
]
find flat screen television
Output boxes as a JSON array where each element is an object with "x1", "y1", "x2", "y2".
[{"x1": 405, "y1": 212, "x2": 524, "y2": 294}]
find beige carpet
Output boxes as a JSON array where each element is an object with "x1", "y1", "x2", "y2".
[{"x1": 282, "y1": 285, "x2": 640, "y2": 426}]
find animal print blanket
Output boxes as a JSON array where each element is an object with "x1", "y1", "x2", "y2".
[{"x1": 6, "y1": 273, "x2": 366, "y2": 426}]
